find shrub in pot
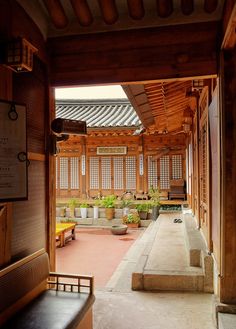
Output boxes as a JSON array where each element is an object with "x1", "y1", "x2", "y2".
[
  {"x1": 149, "y1": 185, "x2": 160, "y2": 220},
  {"x1": 80, "y1": 203, "x2": 89, "y2": 219},
  {"x1": 121, "y1": 199, "x2": 133, "y2": 216},
  {"x1": 135, "y1": 203, "x2": 150, "y2": 220},
  {"x1": 100, "y1": 195, "x2": 116, "y2": 220},
  {"x1": 93, "y1": 198, "x2": 100, "y2": 219},
  {"x1": 68, "y1": 198, "x2": 78, "y2": 218},
  {"x1": 122, "y1": 210, "x2": 140, "y2": 228}
]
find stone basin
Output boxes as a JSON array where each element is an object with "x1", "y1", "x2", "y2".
[{"x1": 111, "y1": 224, "x2": 128, "y2": 235}]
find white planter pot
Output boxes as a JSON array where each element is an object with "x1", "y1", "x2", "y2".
[
  {"x1": 93, "y1": 206, "x2": 99, "y2": 219},
  {"x1": 80, "y1": 208, "x2": 87, "y2": 219}
]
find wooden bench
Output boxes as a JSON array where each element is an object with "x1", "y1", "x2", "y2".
[
  {"x1": 56, "y1": 223, "x2": 76, "y2": 247},
  {"x1": 0, "y1": 249, "x2": 95, "y2": 329}
]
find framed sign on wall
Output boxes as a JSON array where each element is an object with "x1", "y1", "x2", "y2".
[{"x1": 0, "y1": 100, "x2": 28, "y2": 201}]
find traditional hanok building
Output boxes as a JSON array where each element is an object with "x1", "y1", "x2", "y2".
[
  {"x1": 0, "y1": 0, "x2": 236, "y2": 328},
  {"x1": 55, "y1": 98, "x2": 186, "y2": 199}
]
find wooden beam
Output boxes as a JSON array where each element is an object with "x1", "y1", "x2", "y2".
[
  {"x1": 70, "y1": 0, "x2": 93, "y2": 27},
  {"x1": 48, "y1": 22, "x2": 218, "y2": 86},
  {"x1": 98, "y1": 0, "x2": 118, "y2": 25},
  {"x1": 127, "y1": 0, "x2": 145, "y2": 20},
  {"x1": 42, "y1": 0, "x2": 68, "y2": 29}
]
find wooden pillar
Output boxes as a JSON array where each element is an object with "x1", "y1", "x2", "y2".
[
  {"x1": 47, "y1": 87, "x2": 56, "y2": 271},
  {"x1": 0, "y1": 66, "x2": 12, "y2": 267},
  {"x1": 219, "y1": 49, "x2": 236, "y2": 304}
]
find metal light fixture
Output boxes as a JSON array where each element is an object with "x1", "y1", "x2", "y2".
[{"x1": 5, "y1": 37, "x2": 38, "y2": 72}]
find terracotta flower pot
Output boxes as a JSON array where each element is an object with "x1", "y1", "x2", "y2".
[
  {"x1": 105, "y1": 208, "x2": 115, "y2": 220},
  {"x1": 127, "y1": 223, "x2": 139, "y2": 228}
]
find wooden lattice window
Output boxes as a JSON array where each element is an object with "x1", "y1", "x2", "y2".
[
  {"x1": 101, "y1": 157, "x2": 111, "y2": 189},
  {"x1": 148, "y1": 156, "x2": 158, "y2": 188},
  {"x1": 126, "y1": 156, "x2": 136, "y2": 190},
  {"x1": 60, "y1": 157, "x2": 68, "y2": 189},
  {"x1": 172, "y1": 155, "x2": 182, "y2": 179},
  {"x1": 114, "y1": 157, "x2": 124, "y2": 189},
  {"x1": 89, "y1": 157, "x2": 99, "y2": 189},
  {"x1": 160, "y1": 155, "x2": 170, "y2": 189},
  {"x1": 70, "y1": 157, "x2": 79, "y2": 189}
]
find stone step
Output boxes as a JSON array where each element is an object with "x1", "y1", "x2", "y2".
[
  {"x1": 218, "y1": 313, "x2": 236, "y2": 329},
  {"x1": 183, "y1": 214, "x2": 208, "y2": 267},
  {"x1": 143, "y1": 271, "x2": 204, "y2": 292}
]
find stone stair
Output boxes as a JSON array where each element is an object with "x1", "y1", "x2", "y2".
[{"x1": 132, "y1": 213, "x2": 213, "y2": 292}]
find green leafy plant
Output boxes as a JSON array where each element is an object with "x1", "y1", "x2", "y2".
[
  {"x1": 80, "y1": 203, "x2": 89, "y2": 208},
  {"x1": 68, "y1": 198, "x2": 78, "y2": 208},
  {"x1": 60, "y1": 218, "x2": 77, "y2": 223},
  {"x1": 100, "y1": 195, "x2": 116, "y2": 208},
  {"x1": 93, "y1": 196, "x2": 101, "y2": 207},
  {"x1": 122, "y1": 212, "x2": 140, "y2": 224},
  {"x1": 149, "y1": 185, "x2": 160, "y2": 207},
  {"x1": 135, "y1": 203, "x2": 150, "y2": 212},
  {"x1": 121, "y1": 199, "x2": 133, "y2": 208}
]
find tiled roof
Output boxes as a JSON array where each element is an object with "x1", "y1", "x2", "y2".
[{"x1": 56, "y1": 99, "x2": 141, "y2": 128}]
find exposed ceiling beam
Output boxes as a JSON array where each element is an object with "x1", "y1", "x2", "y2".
[
  {"x1": 98, "y1": 0, "x2": 118, "y2": 25},
  {"x1": 42, "y1": 0, "x2": 68, "y2": 29},
  {"x1": 127, "y1": 0, "x2": 145, "y2": 20},
  {"x1": 70, "y1": 0, "x2": 93, "y2": 27}
]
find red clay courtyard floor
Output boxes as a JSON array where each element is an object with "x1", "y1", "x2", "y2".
[{"x1": 56, "y1": 226, "x2": 143, "y2": 289}]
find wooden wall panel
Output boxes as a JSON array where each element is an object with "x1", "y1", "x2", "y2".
[
  {"x1": 11, "y1": 161, "x2": 46, "y2": 262},
  {"x1": 13, "y1": 58, "x2": 46, "y2": 154}
]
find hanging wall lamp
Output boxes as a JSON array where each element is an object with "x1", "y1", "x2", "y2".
[{"x1": 5, "y1": 37, "x2": 38, "y2": 72}]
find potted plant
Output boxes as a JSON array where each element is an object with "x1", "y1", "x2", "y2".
[
  {"x1": 100, "y1": 195, "x2": 116, "y2": 220},
  {"x1": 135, "y1": 203, "x2": 150, "y2": 220},
  {"x1": 121, "y1": 199, "x2": 133, "y2": 216},
  {"x1": 122, "y1": 210, "x2": 140, "y2": 228},
  {"x1": 149, "y1": 185, "x2": 160, "y2": 220},
  {"x1": 59, "y1": 206, "x2": 66, "y2": 217},
  {"x1": 80, "y1": 203, "x2": 89, "y2": 219},
  {"x1": 93, "y1": 198, "x2": 100, "y2": 219},
  {"x1": 68, "y1": 198, "x2": 78, "y2": 218}
]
